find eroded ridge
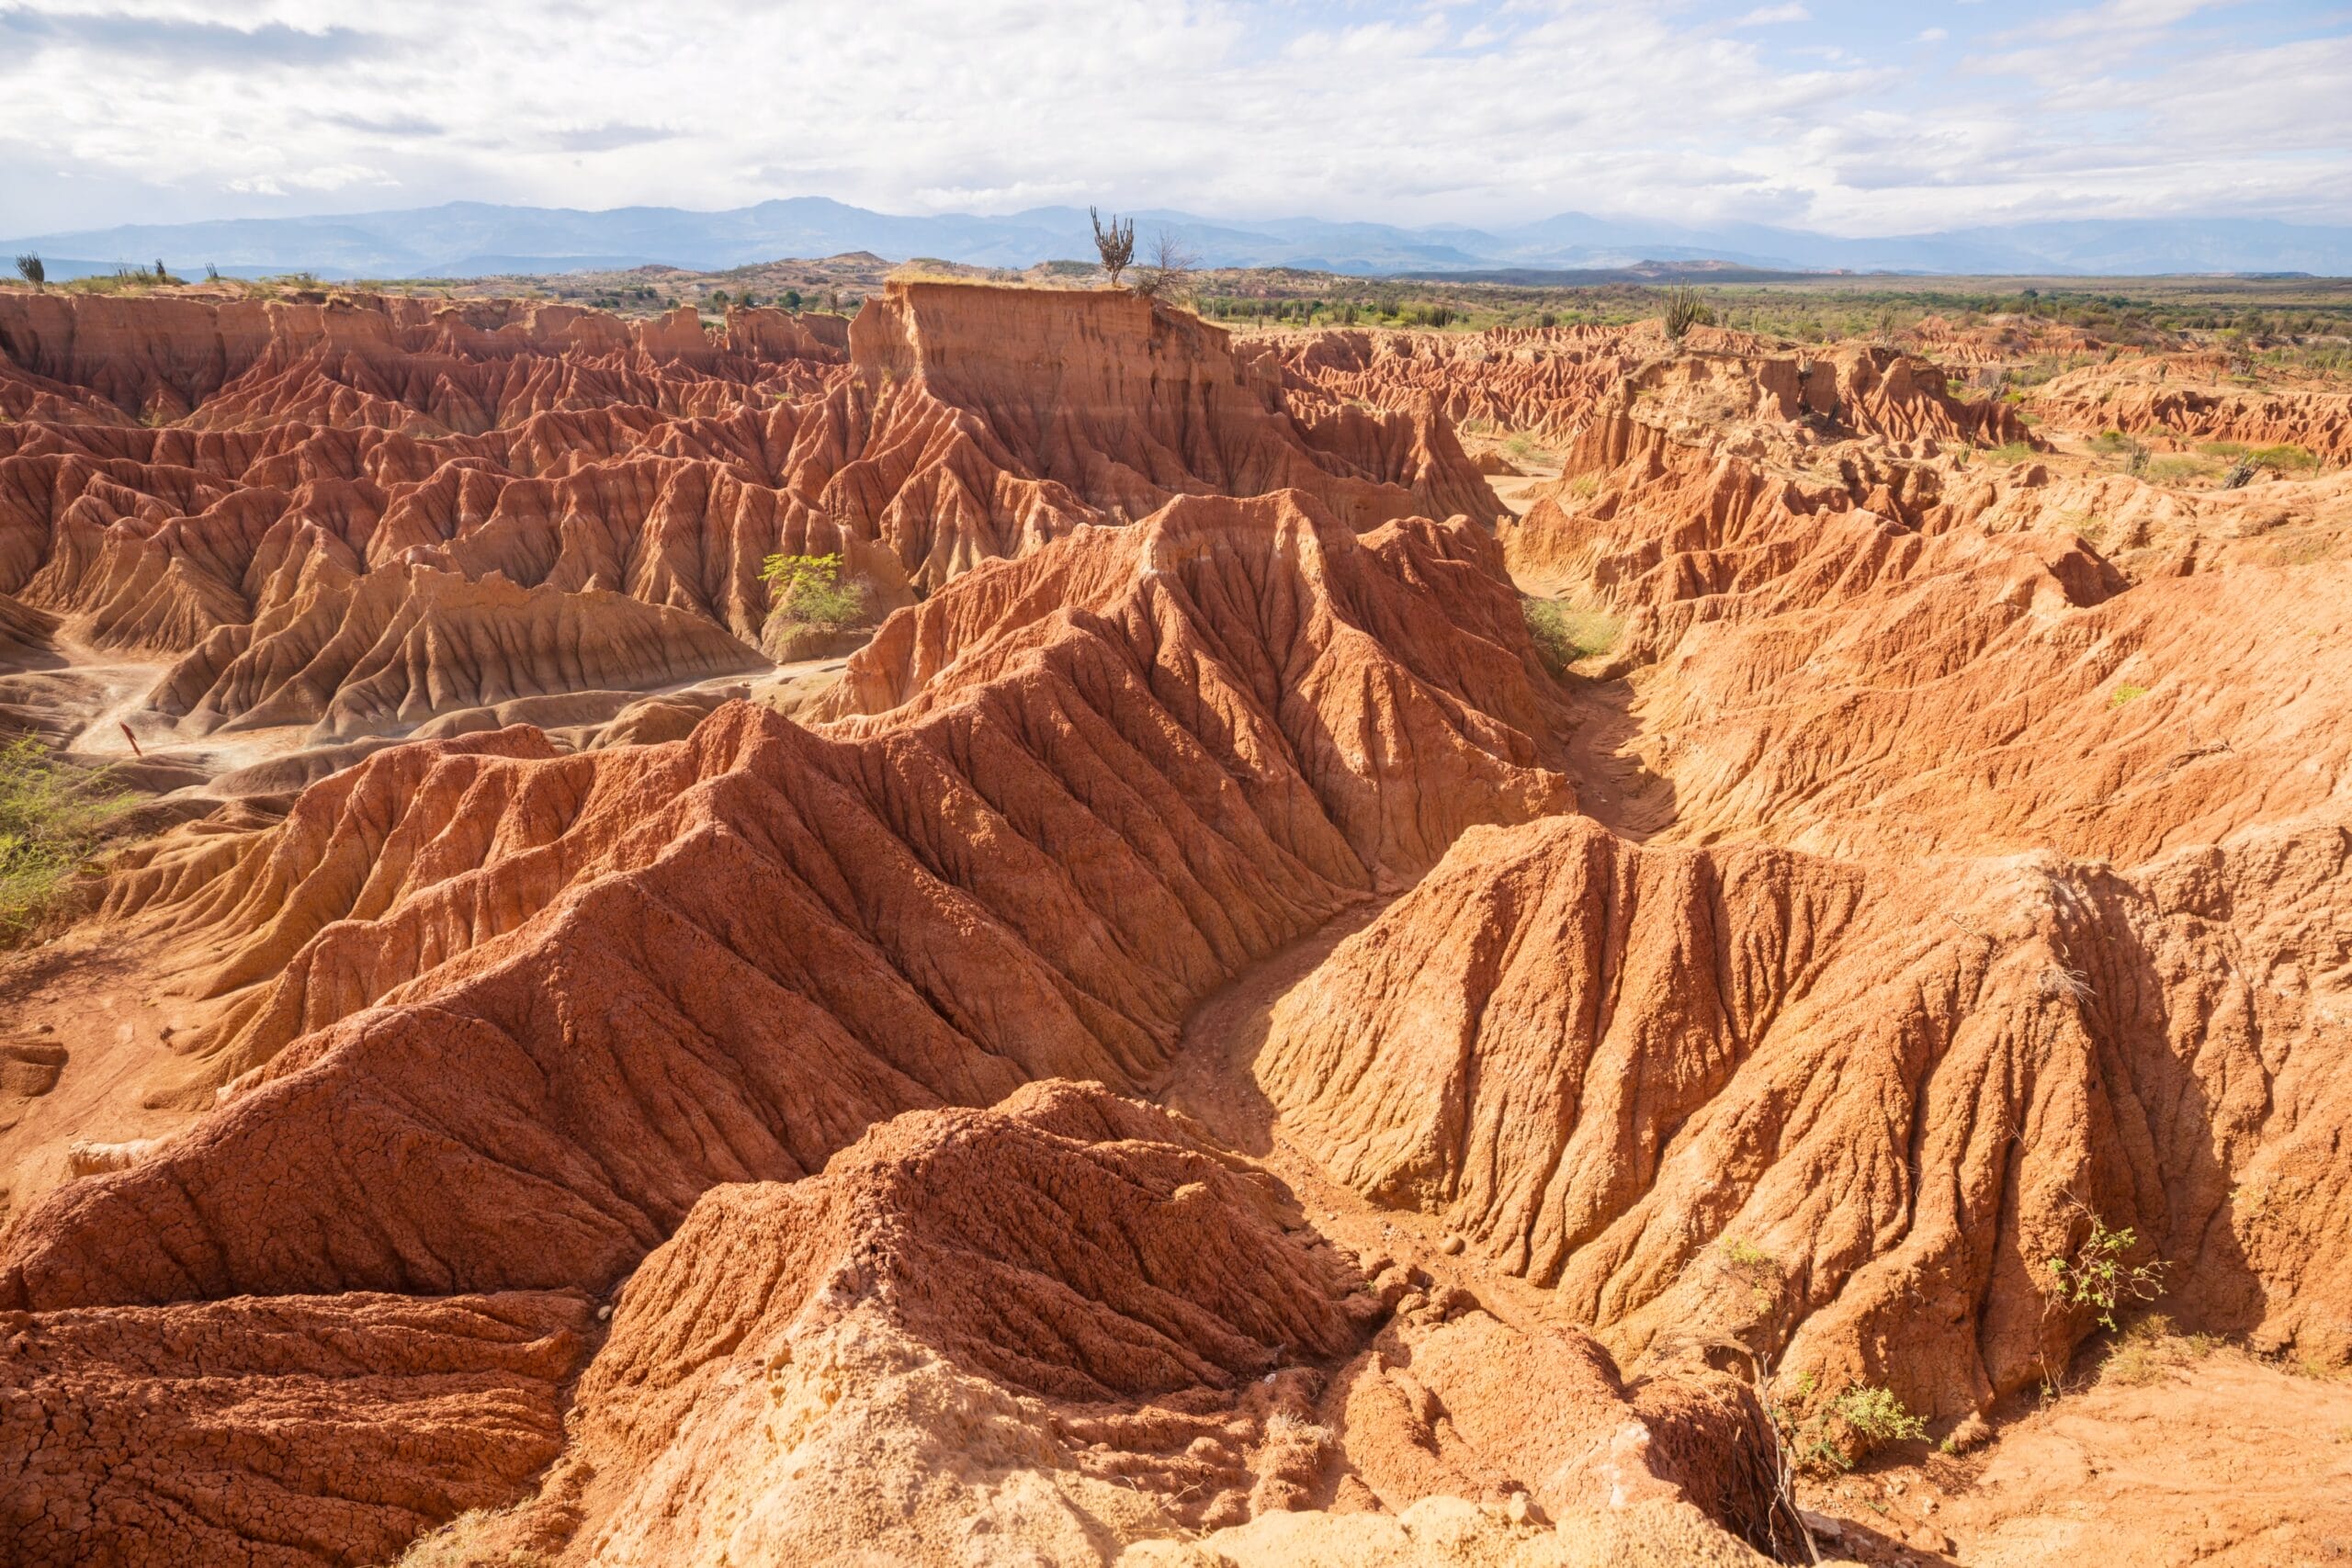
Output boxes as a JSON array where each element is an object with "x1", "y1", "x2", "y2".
[
  {"x1": 1255, "y1": 815, "x2": 2351, "y2": 1427},
  {"x1": 471, "y1": 1082, "x2": 1793, "y2": 1565},
  {"x1": 0, "y1": 491, "x2": 1567, "y2": 1312},
  {"x1": 0, "y1": 286, "x2": 1498, "y2": 746}
]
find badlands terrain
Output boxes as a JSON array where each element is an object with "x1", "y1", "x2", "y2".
[{"x1": 0, "y1": 276, "x2": 2347, "y2": 1567}]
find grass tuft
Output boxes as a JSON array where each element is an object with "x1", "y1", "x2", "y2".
[
  {"x1": 1523, "y1": 599, "x2": 1622, "y2": 671},
  {"x1": 2, "y1": 739, "x2": 134, "y2": 944}
]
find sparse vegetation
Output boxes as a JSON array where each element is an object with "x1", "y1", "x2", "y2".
[
  {"x1": 760, "y1": 551, "x2": 866, "y2": 629},
  {"x1": 1827, "y1": 1384, "x2": 1929, "y2": 1453},
  {"x1": 2109, "y1": 682, "x2": 2150, "y2": 707},
  {"x1": 394, "y1": 1506, "x2": 547, "y2": 1567},
  {"x1": 2147, "y1": 454, "x2": 2218, "y2": 485},
  {"x1": 1, "y1": 738, "x2": 135, "y2": 943},
  {"x1": 2248, "y1": 443, "x2": 2319, "y2": 473},
  {"x1": 1663, "y1": 284, "x2": 1713, "y2": 341},
  {"x1": 1130, "y1": 230, "x2": 1199, "y2": 301},
  {"x1": 1090, "y1": 207, "x2": 1136, "y2": 288},
  {"x1": 16, "y1": 253, "x2": 45, "y2": 290},
  {"x1": 2099, "y1": 1314, "x2": 2219, "y2": 1387},
  {"x1": 1523, "y1": 599, "x2": 1623, "y2": 671},
  {"x1": 2048, "y1": 1205, "x2": 2166, "y2": 1334},
  {"x1": 1758, "y1": 1363, "x2": 1928, "y2": 1487},
  {"x1": 2089, "y1": 429, "x2": 2151, "y2": 475},
  {"x1": 2039, "y1": 964, "x2": 2096, "y2": 1002}
]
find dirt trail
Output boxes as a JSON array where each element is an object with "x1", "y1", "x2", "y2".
[{"x1": 0, "y1": 927, "x2": 199, "y2": 1233}]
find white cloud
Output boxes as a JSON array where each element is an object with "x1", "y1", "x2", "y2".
[{"x1": 0, "y1": 0, "x2": 2342, "y2": 238}]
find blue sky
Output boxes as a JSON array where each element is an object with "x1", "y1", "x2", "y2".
[{"x1": 1, "y1": 0, "x2": 2346, "y2": 236}]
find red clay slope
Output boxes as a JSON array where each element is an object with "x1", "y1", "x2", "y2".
[
  {"x1": 482, "y1": 1081, "x2": 1793, "y2": 1564},
  {"x1": 0, "y1": 491, "x2": 1566, "y2": 1313}
]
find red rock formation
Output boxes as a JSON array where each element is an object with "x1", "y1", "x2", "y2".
[
  {"x1": 2030, "y1": 355, "x2": 2352, "y2": 464},
  {"x1": 0, "y1": 286, "x2": 1498, "y2": 742},
  {"x1": 0, "y1": 1289, "x2": 594, "y2": 1568},
  {"x1": 6, "y1": 281, "x2": 2344, "y2": 1567},
  {"x1": 1254, "y1": 814, "x2": 2352, "y2": 1427},
  {"x1": 491, "y1": 1081, "x2": 1790, "y2": 1564},
  {"x1": 1265, "y1": 327, "x2": 2022, "y2": 455},
  {"x1": 0, "y1": 491, "x2": 1566, "y2": 1312},
  {"x1": 1266, "y1": 323, "x2": 1665, "y2": 446}
]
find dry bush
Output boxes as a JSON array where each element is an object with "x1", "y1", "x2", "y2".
[{"x1": 1130, "y1": 229, "x2": 1199, "y2": 301}]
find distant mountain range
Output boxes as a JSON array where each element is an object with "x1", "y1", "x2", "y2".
[{"x1": 8, "y1": 198, "x2": 2351, "y2": 280}]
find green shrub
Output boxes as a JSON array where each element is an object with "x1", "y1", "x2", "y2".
[
  {"x1": 2109, "y1": 683, "x2": 2150, "y2": 707},
  {"x1": 1523, "y1": 599, "x2": 1622, "y2": 671},
  {"x1": 2249, "y1": 443, "x2": 2319, "y2": 472},
  {"x1": 760, "y1": 551, "x2": 866, "y2": 629},
  {"x1": 2047, "y1": 1210, "x2": 2165, "y2": 1332},
  {"x1": 1829, "y1": 1385, "x2": 1928, "y2": 1452},
  {"x1": 1, "y1": 739, "x2": 134, "y2": 943}
]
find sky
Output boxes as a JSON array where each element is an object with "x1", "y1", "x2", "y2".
[{"x1": 1, "y1": 0, "x2": 2347, "y2": 239}]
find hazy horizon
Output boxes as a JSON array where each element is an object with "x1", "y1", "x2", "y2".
[{"x1": 3, "y1": 0, "x2": 2347, "y2": 243}]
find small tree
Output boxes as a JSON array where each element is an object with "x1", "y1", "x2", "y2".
[
  {"x1": 15, "y1": 253, "x2": 43, "y2": 290},
  {"x1": 784, "y1": 288, "x2": 802, "y2": 311},
  {"x1": 154, "y1": 258, "x2": 167, "y2": 280},
  {"x1": 1090, "y1": 206, "x2": 1136, "y2": 287}
]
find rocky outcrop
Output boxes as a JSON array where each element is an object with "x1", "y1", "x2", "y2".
[
  {"x1": 0, "y1": 287, "x2": 1498, "y2": 741},
  {"x1": 1267, "y1": 327, "x2": 2024, "y2": 454},
  {"x1": 484, "y1": 1082, "x2": 1791, "y2": 1565},
  {"x1": 0, "y1": 1289, "x2": 594, "y2": 1568},
  {"x1": 1266, "y1": 323, "x2": 1674, "y2": 446},
  {"x1": 2029, "y1": 355, "x2": 2352, "y2": 464},
  {"x1": 1254, "y1": 815, "x2": 2352, "y2": 1427},
  {"x1": 0, "y1": 492, "x2": 1566, "y2": 1312}
]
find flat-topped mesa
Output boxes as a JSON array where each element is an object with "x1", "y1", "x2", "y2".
[
  {"x1": 0, "y1": 290, "x2": 846, "y2": 425},
  {"x1": 848, "y1": 281, "x2": 1499, "y2": 545}
]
